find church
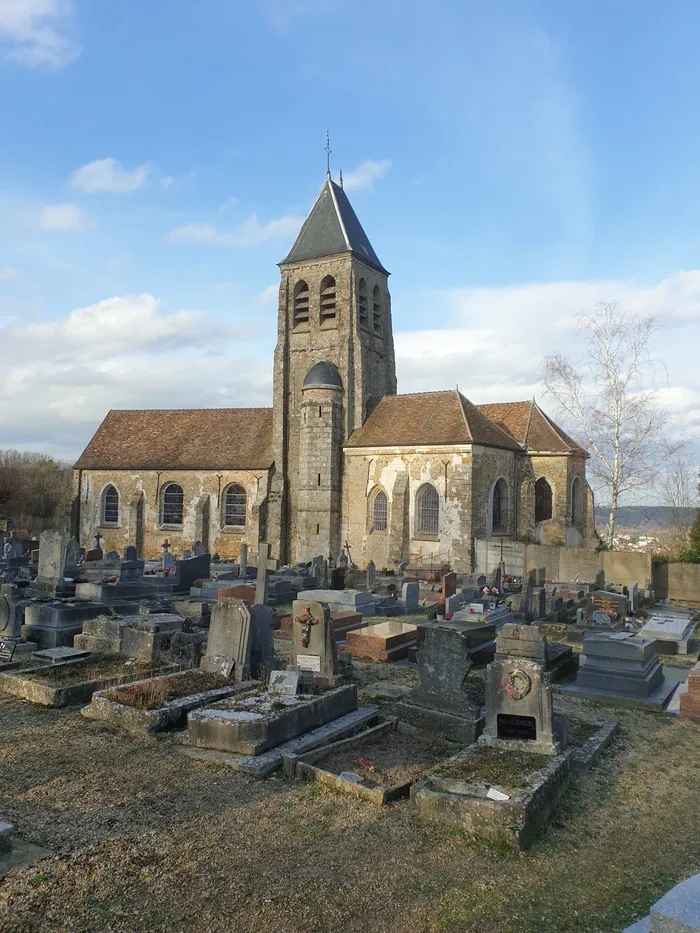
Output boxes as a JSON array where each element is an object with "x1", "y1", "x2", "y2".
[{"x1": 73, "y1": 175, "x2": 595, "y2": 570}]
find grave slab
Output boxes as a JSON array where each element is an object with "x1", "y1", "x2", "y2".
[
  {"x1": 33, "y1": 647, "x2": 90, "y2": 663},
  {"x1": 345, "y1": 621, "x2": 418, "y2": 661}
]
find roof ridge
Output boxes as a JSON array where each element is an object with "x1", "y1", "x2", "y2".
[
  {"x1": 454, "y1": 389, "x2": 474, "y2": 442},
  {"x1": 459, "y1": 392, "x2": 524, "y2": 450},
  {"x1": 327, "y1": 179, "x2": 351, "y2": 252},
  {"x1": 107, "y1": 407, "x2": 274, "y2": 414}
]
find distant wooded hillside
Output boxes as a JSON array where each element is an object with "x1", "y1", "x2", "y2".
[{"x1": 594, "y1": 506, "x2": 697, "y2": 530}]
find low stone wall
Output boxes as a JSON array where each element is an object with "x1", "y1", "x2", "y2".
[
  {"x1": 475, "y1": 540, "x2": 652, "y2": 586},
  {"x1": 653, "y1": 562, "x2": 700, "y2": 606}
]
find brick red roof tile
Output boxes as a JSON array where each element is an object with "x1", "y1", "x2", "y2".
[
  {"x1": 74, "y1": 408, "x2": 274, "y2": 470},
  {"x1": 346, "y1": 391, "x2": 522, "y2": 451},
  {"x1": 477, "y1": 401, "x2": 586, "y2": 454}
]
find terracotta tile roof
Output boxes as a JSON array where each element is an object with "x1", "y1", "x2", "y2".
[
  {"x1": 346, "y1": 391, "x2": 522, "y2": 451},
  {"x1": 477, "y1": 401, "x2": 586, "y2": 454},
  {"x1": 74, "y1": 408, "x2": 274, "y2": 470}
]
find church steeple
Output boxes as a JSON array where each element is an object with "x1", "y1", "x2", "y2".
[
  {"x1": 281, "y1": 178, "x2": 388, "y2": 274},
  {"x1": 268, "y1": 176, "x2": 396, "y2": 564}
]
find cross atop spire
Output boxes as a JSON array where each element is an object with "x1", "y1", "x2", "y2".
[{"x1": 325, "y1": 130, "x2": 332, "y2": 179}]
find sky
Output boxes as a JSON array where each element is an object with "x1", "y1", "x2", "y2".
[{"x1": 1, "y1": 0, "x2": 700, "y2": 476}]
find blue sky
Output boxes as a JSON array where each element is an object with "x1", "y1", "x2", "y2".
[{"x1": 1, "y1": 0, "x2": 699, "y2": 470}]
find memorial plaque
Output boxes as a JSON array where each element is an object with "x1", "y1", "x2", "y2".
[
  {"x1": 469, "y1": 602, "x2": 486, "y2": 614},
  {"x1": 497, "y1": 713, "x2": 537, "y2": 741},
  {"x1": 296, "y1": 654, "x2": 321, "y2": 673},
  {"x1": 268, "y1": 670, "x2": 299, "y2": 696},
  {"x1": 592, "y1": 610, "x2": 611, "y2": 626}
]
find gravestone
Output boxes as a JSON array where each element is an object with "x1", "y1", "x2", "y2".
[
  {"x1": 445, "y1": 594, "x2": 460, "y2": 616},
  {"x1": 37, "y1": 530, "x2": 68, "y2": 583},
  {"x1": 124, "y1": 545, "x2": 137, "y2": 561},
  {"x1": 366, "y1": 560, "x2": 376, "y2": 590},
  {"x1": 255, "y1": 541, "x2": 278, "y2": 605},
  {"x1": 477, "y1": 575, "x2": 487, "y2": 588},
  {"x1": 85, "y1": 547, "x2": 103, "y2": 562},
  {"x1": 268, "y1": 670, "x2": 299, "y2": 697},
  {"x1": 181, "y1": 550, "x2": 192, "y2": 560},
  {"x1": 493, "y1": 567, "x2": 502, "y2": 593},
  {"x1": 523, "y1": 575, "x2": 534, "y2": 615},
  {"x1": 4, "y1": 534, "x2": 22, "y2": 558},
  {"x1": 587, "y1": 590, "x2": 627, "y2": 621},
  {"x1": 397, "y1": 624, "x2": 484, "y2": 743},
  {"x1": 441, "y1": 572, "x2": 457, "y2": 599},
  {"x1": 239, "y1": 543, "x2": 248, "y2": 578},
  {"x1": 538, "y1": 567, "x2": 546, "y2": 586},
  {"x1": 64, "y1": 536, "x2": 80, "y2": 571},
  {"x1": 537, "y1": 588, "x2": 546, "y2": 618},
  {"x1": 200, "y1": 597, "x2": 253, "y2": 680},
  {"x1": 250, "y1": 604, "x2": 279, "y2": 676},
  {"x1": 310, "y1": 555, "x2": 324, "y2": 584},
  {"x1": 479, "y1": 624, "x2": 563, "y2": 755},
  {"x1": 105, "y1": 551, "x2": 120, "y2": 563},
  {"x1": 402, "y1": 581, "x2": 419, "y2": 610},
  {"x1": 193, "y1": 541, "x2": 204, "y2": 557},
  {"x1": 595, "y1": 569, "x2": 605, "y2": 590},
  {"x1": 628, "y1": 580, "x2": 639, "y2": 614},
  {"x1": 290, "y1": 598, "x2": 339, "y2": 686}
]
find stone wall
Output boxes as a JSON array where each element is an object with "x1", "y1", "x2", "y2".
[
  {"x1": 75, "y1": 468, "x2": 271, "y2": 560},
  {"x1": 475, "y1": 538, "x2": 652, "y2": 585},
  {"x1": 653, "y1": 562, "x2": 700, "y2": 606},
  {"x1": 470, "y1": 446, "x2": 518, "y2": 540},
  {"x1": 343, "y1": 446, "x2": 474, "y2": 571}
]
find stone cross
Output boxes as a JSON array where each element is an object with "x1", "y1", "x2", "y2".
[
  {"x1": 255, "y1": 541, "x2": 278, "y2": 605},
  {"x1": 92, "y1": 532, "x2": 104, "y2": 551}
]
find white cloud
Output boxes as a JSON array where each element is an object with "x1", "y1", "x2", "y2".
[
  {"x1": 167, "y1": 213, "x2": 303, "y2": 249},
  {"x1": 0, "y1": 0, "x2": 80, "y2": 69},
  {"x1": 0, "y1": 266, "x2": 19, "y2": 280},
  {"x1": 341, "y1": 159, "x2": 391, "y2": 192},
  {"x1": 69, "y1": 158, "x2": 151, "y2": 195},
  {"x1": 0, "y1": 293, "x2": 271, "y2": 459},
  {"x1": 160, "y1": 176, "x2": 174, "y2": 190},
  {"x1": 38, "y1": 202, "x2": 88, "y2": 231}
]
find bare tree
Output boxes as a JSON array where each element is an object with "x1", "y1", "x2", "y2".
[
  {"x1": 661, "y1": 451, "x2": 698, "y2": 555},
  {"x1": 542, "y1": 301, "x2": 685, "y2": 545}
]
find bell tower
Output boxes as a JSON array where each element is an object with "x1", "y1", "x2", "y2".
[{"x1": 268, "y1": 176, "x2": 397, "y2": 564}]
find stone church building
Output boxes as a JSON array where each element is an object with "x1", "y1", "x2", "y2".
[{"x1": 74, "y1": 176, "x2": 595, "y2": 570}]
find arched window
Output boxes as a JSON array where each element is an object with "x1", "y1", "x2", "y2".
[
  {"x1": 293, "y1": 280, "x2": 309, "y2": 327},
  {"x1": 535, "y1": 478, "x2": 553, "y2": 523},
  {"x1": 372, "y1": 490, "x2": 388, "y2": 532},
  {"x1": 492, "y1": 478, "x2": 508, "y2": 533},
  {"x1": 416, "y1": 484, "x2": 440, "y2": 535},
  {"x1": 571, "y1": 477, "x2": 582, "y2": 524},
  {"x1": 320, "y1": 275, "x2": 336, "y2": 323},
  {"x1": 102, "y1": 484, "x2": 119, "y2": 524},
  {"x1": 162, "y1": 483, "x2": 184, "y2": 526},
  {"x1": 358, "y1": 278, "x2": 368, "y2": 327},
  {"x1": 372, "y1": 285, "x2": 381, "y2": 332},
  {"x1": 224, "y1": 484, "x2": 246, "y2": 527}
]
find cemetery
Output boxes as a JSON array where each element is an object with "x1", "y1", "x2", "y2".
[{"x1": 0, "y1": 526, "x2": 699, "y2": 930}]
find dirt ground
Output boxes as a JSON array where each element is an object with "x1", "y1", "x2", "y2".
[{"x1": 0, "y1": 658, "x2": 699, "y2": 933}]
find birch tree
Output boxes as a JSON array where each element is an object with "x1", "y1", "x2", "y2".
[{"x1": 542, "y1": 301, "x2": 683, "y2": 545}]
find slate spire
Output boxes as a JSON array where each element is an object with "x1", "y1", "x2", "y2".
[{"x1": 281, "y1": 178, "x2": 388, "y2": 274}]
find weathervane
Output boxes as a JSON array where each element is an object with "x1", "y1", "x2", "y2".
[{"x1": 325, "y1": 130, "x2": 332, "y2": 179}]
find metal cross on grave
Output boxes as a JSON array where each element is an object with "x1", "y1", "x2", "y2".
[
  {"x1": 255, "y1": 541, "x2": 279, "y2": 605},
  {"x1": 161, "y1": 538, "x2": 171, "y2": 554}
]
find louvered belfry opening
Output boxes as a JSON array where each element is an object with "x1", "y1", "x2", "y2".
[
  {"x1": 358, "y1": 277, "x2": 368, "y2": 327},
  {"x1": 372, "y1": 285, "x2": 381, "y2": 332},
  {"x1": 320, "y1": 275, "x2": 337, "y2": 323},
  {"x1": 293, "y1": 280, "x2": 310, "y2": 326}
]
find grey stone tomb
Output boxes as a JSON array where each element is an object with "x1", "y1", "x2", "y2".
[{"x1": 37, "y1": 530, "x2": 68, "y2": 583}]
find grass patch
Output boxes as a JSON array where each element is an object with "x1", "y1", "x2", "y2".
[
  {"x1": 430, "y1": 746, "x2": 551, "y2": 789},
  {"x1": 26, "y1": 653, "x2": 152, "y2": 685},
  {"x1": 105, "y1": 671, "x2": 233, "y2": 710}
]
